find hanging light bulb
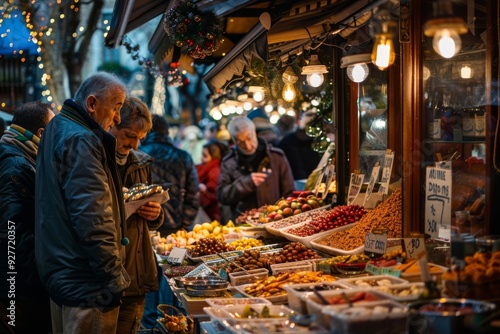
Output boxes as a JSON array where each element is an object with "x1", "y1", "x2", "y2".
[
  {"x1": 341, "y1": 54, "x2": 371, "y2": 83},
  {"x1": 282, "y1": 66, "x2": 298, "y2": 102},
  {"x1": 301, "y1": 55, "x2": 328, "y2": 87},
  {"x1": 248, "y1": 86, "x2": 266, "y2": 102},
  {"x1": 371, "y1": 22, "x2": 396, "y2": 70},
  {"x1": 423, "y1": 1, "x2": 468, "y2": 59},
  {"x1": 460, "y1": 64, "x2": 473, "y2": 79}
]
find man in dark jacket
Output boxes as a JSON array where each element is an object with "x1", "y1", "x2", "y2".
[
  {"x1": 35, "y1": 72, "x2": 131, "y2": 333},
  {"x1": 110, "y1": 96, "x2": 164, "y2": 333},
  {"x1": 217, "y1": 116, "x2": 295, "y2": 222},
  {"x1": 0, "y1": 101, "x2": 54, "y2": 334},
  {"x1": 140, "y1": 115, "x2": 200, "y2": 235}
]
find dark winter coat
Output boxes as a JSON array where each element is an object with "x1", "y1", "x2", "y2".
[
  {"x1": 140, "y1": 132, "x2": 199, "y2": 234},
  {"x1": 35, "y1": 99, "x2": 130, "y2": 308},
  {"x1": 0, "y1": 143, "x2": 46, "y2": 299},
  {"x1": 120, "y1": 149, "x2": 163, "y2": 297},
  {"x1": 216, "y1": 139, "x2": 295, "y2": 221},
  {"x1": 278, "y1": 128, "x2": 322, "y2": 180}
]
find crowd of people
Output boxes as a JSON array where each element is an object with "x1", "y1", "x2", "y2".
[{"x1": 0, "y1": 71, "x2": 324, "y2": 334}]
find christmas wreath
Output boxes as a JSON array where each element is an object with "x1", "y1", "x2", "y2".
[{"x1": 163, "y1": 0, "x2": 223, "y2": 59}]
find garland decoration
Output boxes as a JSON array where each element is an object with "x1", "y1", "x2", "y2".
[{"x1": 163, "y1": 0, "x2": 223, "y2": 59}]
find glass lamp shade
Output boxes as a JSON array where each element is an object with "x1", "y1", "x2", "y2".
[
  {"x1": 460, "y1": 65, "x2": 473, "y2": 79},
  {"x1": 253, "y1": 91, "x2": 264, "y2": 102},
  {"x1": 371, "y1": 33, "x2": 395, "y2": 70},
  {"x1": 347, "y1": 63, "x2": 369, "y2": 83},
  {"x1": 433, "y1": 28, "x2": 461, "y2": 58},
  {"x1": 306, "y1": 73, "x2": 325, "y2": 87}
]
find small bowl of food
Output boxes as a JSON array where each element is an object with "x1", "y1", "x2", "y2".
[{"x1": 333, "y1": 262, "x2": 367, "y2": 275}]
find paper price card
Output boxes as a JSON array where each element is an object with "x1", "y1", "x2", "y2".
[
  {"x1": 378, "y1": 150, "x2": 394, "y2": 195},
  {"x1": 425, "y1": 163, "x2": 452, "y2": 238},
  {"x1": 404, "y1": 236, "x2": 425, "y2": 259},
  {"x1": 347, "y1": 172, "x2": 364, "y2": 205},
  {"x1": 364, "y1": 163, "x2": 380, "y2": 206},
  {"x1": 364, "y1": 229, "x2": 388, "y2": 257},
  {"x1": 167, "y1": 247, "x2": 187, "y2": 265}
]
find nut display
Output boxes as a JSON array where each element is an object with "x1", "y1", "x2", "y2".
[{"x1": 189, "y1": 237, "x2": 235, "y2": 257}]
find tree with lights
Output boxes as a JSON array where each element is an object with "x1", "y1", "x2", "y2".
[{"x1": 2, "y1": 0, "x2": 104, "y2": 109}]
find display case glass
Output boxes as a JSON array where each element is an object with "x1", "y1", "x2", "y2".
[{"x1": 421, "y1": 0, "x2": 488, "y2": 238}]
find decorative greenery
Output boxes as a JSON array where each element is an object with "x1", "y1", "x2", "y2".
[{"x1": 163, "y1": 0, "x2": 223, "y2": 59}]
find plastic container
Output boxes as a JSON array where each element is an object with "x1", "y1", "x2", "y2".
[
  {"x1": 323, "y1": 300, "x2": 407, "y2": 333},
  {"x1": 205, "y1": 297, "x2": 271, "y2": 308},
  {"x1": 339, "y1": 275, "x2": 408, "y2": 288},
  {"x1": 374, "y1": 282, "x2": 425, "y2": 302},
  {"x1": 270, "y1": 260, "x2": 312, "y2": 275},
  {"x1": 219, "y1": 304, "x2": 295, "y2": 321},
  {"x1": 229, "y1": 268, "x2": 269, "y2": 286},
  {"x1": 302, "y1": 289, "x2": 388, "y2": 327},
  {"x1": 283, "y1": 281, "x2": 352, "y2": 313},
  {"x1": 234, "y1": 283, "x2": 288, "y2": 304}
]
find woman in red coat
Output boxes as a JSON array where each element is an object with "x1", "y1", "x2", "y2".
[{"x1": 196, "y1": 140, "x2": 229, "y2": 222}]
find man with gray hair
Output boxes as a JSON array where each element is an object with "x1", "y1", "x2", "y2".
[
  {"x1": 217, "y1": 116, "x2": 295, "y2": 222},
  {"x1": 35, "y1": 72, "x2": 130, "y2": 333}
]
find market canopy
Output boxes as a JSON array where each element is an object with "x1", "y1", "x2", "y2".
[
  {"x1": 0, "y1": 9, "x2": 39, "y2": 55},
  {"x1": 105, "y1": 0, "x2": 390, "y2": 91}
]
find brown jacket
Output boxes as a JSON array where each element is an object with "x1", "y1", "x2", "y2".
[{"x1": 120, "y1": 149, "x2": 164, "y2": 296}]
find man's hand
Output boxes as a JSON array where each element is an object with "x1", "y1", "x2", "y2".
[
  {"x1": 251, "y1": 172, "x2": 268, "y2": 187},
  {"x1": 136, "y1": 201, "x2": 162, "y2": 221}
]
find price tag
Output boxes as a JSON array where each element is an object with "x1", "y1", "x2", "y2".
[
  {"x1": 381, "y1": 267, "x2": 401, "y2": 277},
  {"x1": 404, "y1": 236, "x2": 426, "y2": 259},
  {"x1": 378, "y1": 150, "x2": 394, "y2": 195},
  {"x1": 185, "y1": 263, "x2": 216, "y2": 277},
  {"x1": 425, "y1": 163, "x2": 452, "y2": 238},
  {"x1": 167, "y1": 247, "x2": 187, "y2": 265},
  {"x1": 365, "y1": 263, "x2": 382, "y2": 275},
  {"x1": 364, "y1": 229, "x2": 388, "y2": 257},
  {"x1": 347, "y1": 172, "x2": 365, "y2": 205}
]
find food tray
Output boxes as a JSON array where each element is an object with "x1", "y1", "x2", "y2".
[
  {"x1": 302, "y1": 289, "x2": 389, "y2": 327},
  {"x1": 374, "y1": 282, "x2": 425, "y2": 302},
  {"x1": 338, "y1": 275, "x2": 408, "y2": 288},
  {"x1": 310, "y1": 234, "x2": 364, "y2": 256},
  {"x1": 280, "y1": 222, "x2": 357, "y2": 248},
  {"x1": 219, "y1": 304, "x2": 295, "y2": 321},
  {"x1": 229, "y1": 268, "x2": 269, "y2": 286},
  {"x1": 283, "y1": 281, "x2": 352, "y2": 313},
  {"x1": 233, "y1": 283, "x2": 288, "y2": 304},
  {"x1": 264, "y1": 206, "x2": 331, "y2": 236},
  {"x1": 205, "y1": 297, "x2": 272, "y2": 308},
  {"x1": 270, "y1": 260, "x2": 313, "y2": 275},
  {"x1": 322, "y1": 300, "x2": 407, "y2": 333},
  {"x1": 185, "y1": 286, "x2": 228, "y2": 297}
]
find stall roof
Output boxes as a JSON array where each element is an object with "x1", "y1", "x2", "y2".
[{"x1": 105, "y1": 0, "x2": 390, "y2": 91}]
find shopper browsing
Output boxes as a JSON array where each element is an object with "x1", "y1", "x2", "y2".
[{"x1": 35, "y1": 72, "x2": 131, "y2": 333}]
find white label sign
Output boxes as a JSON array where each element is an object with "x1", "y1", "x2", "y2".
[
  {"x1": 425, "y1": 164, "x2": 452, "y2": 238},
  {"x1": 364, "y1": 165, "x2": 380, "y2": 206},
  {"x1": 364, "y1": 231, "x2": 388, "y2": 256},
  {"x1": 378, "y1": 151, "x2": 394, "y2": 195},
  {"x1": 167, "y1": 247, "x2": 187, "y2": 265},
  {"x1": 404, "y1": 237, "x2": 425, "y2": 259},
  {"x1": 347, "y1": 173, "x2": 365, "y2": 205}
]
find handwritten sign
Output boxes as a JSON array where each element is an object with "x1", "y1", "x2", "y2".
[
  {"x1": 364, "y1": 230, "x2": 388, "y2": 257},
  {"x1": 167, "y1": 247, "x2": 188, "y2": 265},
  {"x1": 404, "y1": 236, "x2": 426, "y2": 259},
  {"x1": 425, "y1": 164, "x2": 452, "y2": 238},
  {"x1": 378, "y1": 150, "x2": 394, "y2": 195},
  {"x1": 364, "y1": 164, "x2": 380, "y2": 206},
  {"x1": 347, "y1": 173, "x2": 365, "y2": 205}
]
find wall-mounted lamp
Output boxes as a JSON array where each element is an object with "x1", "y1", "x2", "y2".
[
  {"x1": 460, "y1": 64, "x2": 473, "y2": 79},
  {"x1": 282, "y1": 66, "x2": 298, "y2": 102},
  {"x1": 423, "y1": 1, "x2": 468, "y2": 59},
  {"x1": 248, "y1": 86, "x2": 266, "y2": 102},
  {"x1": 371, "y1": 22, "x2": 396, "y2": 70},
  {"x1": 301, "y1": 55, "x2": 328, "y2": 87},
  {"x1": 341, "y1": 53, "x2": 371, "y2": 83}
]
